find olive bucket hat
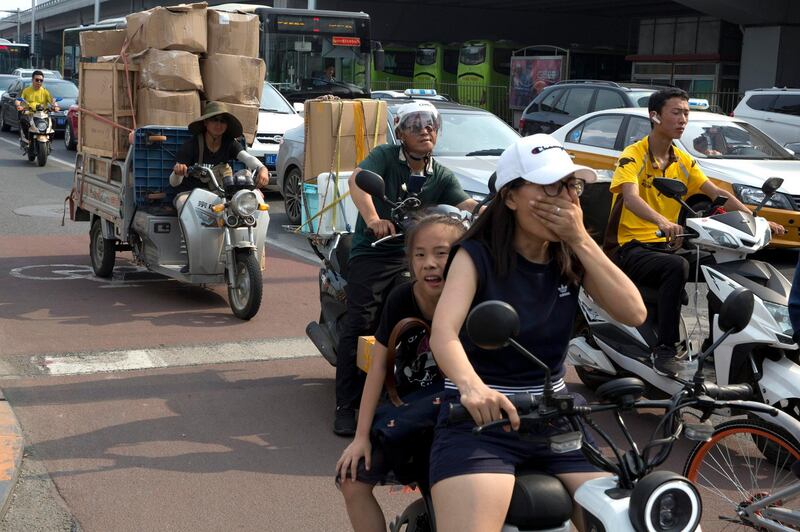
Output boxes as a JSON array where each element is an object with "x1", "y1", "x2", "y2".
[{"x1": 188, "y1": 101, "x2": 243, "y2": 139}]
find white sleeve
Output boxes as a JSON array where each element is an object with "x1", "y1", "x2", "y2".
[
  {"x1": 169, "y1": 171, "x2": 184, "y2": 187},
  {"x1": 237, "y1": 150, "x2": 266, "y2": 172}
]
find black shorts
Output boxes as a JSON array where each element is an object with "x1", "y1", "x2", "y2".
[
  {"x1": 428, "y1": 393, "x2": 599, "y2": 486},
  {"x1": 335, "y1": 444, "x2": 400, "y2": 487}
]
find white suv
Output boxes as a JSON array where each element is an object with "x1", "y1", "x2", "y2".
[
  {"x1": 733, "y1": 88, "x2": 800, "y2": 146},
  {"x1": 247, "y1": 82, "x2": 304, "y2": 190}
]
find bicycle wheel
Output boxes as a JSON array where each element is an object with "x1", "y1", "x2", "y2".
[{"x1": 684, "y1": 419, "x2": 800, "y2": 530}]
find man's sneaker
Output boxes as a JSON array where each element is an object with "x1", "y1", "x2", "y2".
[
  {"x1": 333, "y1": 407, "x2": 356, "y2": 437},
  {"x1": 652, "y1": 344, "x2": 682, "y2": 377}
]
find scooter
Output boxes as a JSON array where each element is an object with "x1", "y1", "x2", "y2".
[
  {"x1": 568, "y1": 176, "x2": 799, "y2": 415},
  {"x1": 16, "y1": 97, "x2": 60, "y2": 167},
  {"x1": 391, "y1": 288, "x2": 800, "y2": 532},
  {"x1": 92, "y1": 165, "x2": 269, "y2": 320},
  {"x1": 305, "y1": 170, "x2": 477, "y2": 366}
]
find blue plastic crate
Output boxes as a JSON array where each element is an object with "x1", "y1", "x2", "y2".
[
  {"x1": 300, "y1": 183, "x2": 319, "y2": 232},
  {"x1": 132, "y1": 126, "x2": 246, "y2": 206}
]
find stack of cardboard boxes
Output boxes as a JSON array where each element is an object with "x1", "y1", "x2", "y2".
[{"x1": 77, "y1": 2, "x2": 265, "y2": 158}]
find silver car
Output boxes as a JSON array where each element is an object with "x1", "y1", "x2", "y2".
[{"x1": 276, "y1": 99, "x2": 520, "y2": 224}]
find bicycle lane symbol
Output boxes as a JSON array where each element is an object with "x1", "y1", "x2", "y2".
[{"x1": 9, "y1": 264, "x2": 168, "y2": 288}]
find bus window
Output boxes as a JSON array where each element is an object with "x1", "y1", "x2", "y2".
[
  {"x1": 416, "y1": 47, "x2": 436, "y2": 66},
  {"x1": 460, "y1": 43, "x2": 486, "y2": 66},
  {"x1": 493, "y1": 47, "x2": 512, "y2": 76}
]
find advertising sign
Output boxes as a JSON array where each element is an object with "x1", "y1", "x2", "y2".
[{"x1": 509, "y1": 55, "x2": 563, "y2": 110}]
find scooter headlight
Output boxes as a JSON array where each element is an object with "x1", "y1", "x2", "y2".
[
  {"x1": 707, "y1": 228, "x2": 739, "y2": 249},
  {"x1": 629, "y1": 472, "x2": 701, "y2": 532},
  {"x1": 231, "y1": 190, "x2": 258, "y2": 217},
  {"x1": 763, "y1": 300, "x2": 793, "y2": 336},
  {"x1": 35, "y1": 120, "x2": 47, "y2": 132}
]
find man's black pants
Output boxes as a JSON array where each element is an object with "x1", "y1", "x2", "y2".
[
  {"x1": 614, "y1": 242, "x2": 689, "y2": 348},
  {"x1": 335, "y1": 253, "x2": 409, "y2": 410}
]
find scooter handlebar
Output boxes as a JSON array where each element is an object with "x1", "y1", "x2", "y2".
[
  {"x1": 702, "y1": 383, "x2": 753, "y2": 401},
  {"x1": 447, "y1": 393, "x2": 536, "y2": 425}
]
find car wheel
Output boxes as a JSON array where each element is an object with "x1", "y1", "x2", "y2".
[
  {"x1": 0, "y1": 108, "x2": 8, "y2": 132},
  {"x1": 283, "y1": 166, "x2": 303, "y2": 226},
  {"x1": 64, "y1": 122, "x2": 77, "y2": 151}
]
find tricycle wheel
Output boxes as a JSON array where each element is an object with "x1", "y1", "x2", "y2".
[
  {"x1": 228, "y1": 249, "x2": 262, "y2": 320},
  {"x1": 90, "y1": 218, "x2": 116, "y2": 278}
]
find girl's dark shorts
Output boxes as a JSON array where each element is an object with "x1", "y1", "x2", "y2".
[
  {"x1": 335, "y1": 444, "x2": 399, "y2": 488},
  {"x1": 429, "y1": 392, "x2": 600, "y2": 486}
]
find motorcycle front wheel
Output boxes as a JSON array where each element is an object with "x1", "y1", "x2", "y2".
[
  {"x1": 27, "y1": 142, "x2": 35, "y2": 161},
  {"x1": 228, "y1": 249, "x2": 263, "y2": 320},
  {"x1": 684, "y1": 419, "x2": 800, "y2": 530},
  {"x1": 36, "y1": 140, "x2": 48, "y2": 167}
]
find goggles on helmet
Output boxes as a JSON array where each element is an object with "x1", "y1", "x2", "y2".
[{"x1": 397, "y1": 111, "x2": 441, "y2": 135}]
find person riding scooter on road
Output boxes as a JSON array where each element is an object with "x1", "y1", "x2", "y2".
[
  {"x1": 604, "y1": 87, "x2": 786, "y2": 377},
  {"x1": 15, "y1": 70, "x2": 59, "y2": 144},
  {"x1": 170, "y1": 102, "x2": 268, "y2": 212},
  {"x1": 334, "y1": 100, "x2": 481, "y2": 436}
]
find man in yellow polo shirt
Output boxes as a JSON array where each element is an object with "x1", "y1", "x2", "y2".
[
  {"x1": 15, "y1": 70, "x2": 59, "y2": 143},
  {"x1": 604, "y1": 87, "x2": 785, "y2": 376}
]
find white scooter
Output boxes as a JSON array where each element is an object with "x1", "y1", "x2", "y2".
[{"x1": 568, "y1": 176, "x2": 799, "y2": 415}]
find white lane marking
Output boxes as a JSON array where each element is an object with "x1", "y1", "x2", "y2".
[
  {"x1": 0, "y1": 136, "x2": 75, "y2": 168},
  {"x1": 31, "y1": 337, "x2": 319, "y2": 376}
]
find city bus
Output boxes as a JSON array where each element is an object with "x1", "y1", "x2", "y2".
[
  {"x1": 413, "y1": 42, "x2": 459, "y2": 93},
  {"x1": 0, "y1": 39, "x2": 30, "y2": 74},
  {"x1": 457, "y1": 39, "x2": 516, "y2": 118},
  {"x1": 61, "y1": 18, "x2": 126, "y2": 82}
]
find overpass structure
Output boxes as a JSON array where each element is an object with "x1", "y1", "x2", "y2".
[{"x1": 1, "y1": 0, "x2": 797, "y2": 92}]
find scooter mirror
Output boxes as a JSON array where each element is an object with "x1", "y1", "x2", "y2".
[
  {"x1": 718, "y1": 287, "x2": 754, "y2": 334},
  {"x1": 466, "y1": 300, "x2": 520, "y2": 350},
  {"x1": 355, "y1": 170, "x2": 386, "y2": 199},
  {"x1": 762, "y1": 177, "x2": 783, "y2": 196},
  {"x1": 652, "y1": 177, "x2": 687, "y2": 199}
]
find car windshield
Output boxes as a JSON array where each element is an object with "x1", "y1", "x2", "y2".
[
  {"x1": 260, "y1": 83, "x2": 294, "y2": 114},
  {"x1": 628, "y1": 90, "x2": 656, "y2": 107},
  {"x1": 0, "y1": 77, "x2": 16, "y2": 90},
  {"x1": 23, "y1": 81, "x2": 78, "y2": 99},
  {"x1": 682, "y1": 119, "x2": 792, "y2": 160},
  {"x1": 406, "y1": 110, "x2": 519, "y2": 157}
]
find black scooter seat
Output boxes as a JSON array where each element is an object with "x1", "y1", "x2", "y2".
[{"x1": 506, "y1": 471, "x2": 573, "y2": 529}]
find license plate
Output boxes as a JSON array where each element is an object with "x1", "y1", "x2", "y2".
[
  {"x1": 264, "y1": 154, "x2": 277, "y2": 166},
  {"x1": 56, "y1": 118, "x2": 65, "y2": 126}
]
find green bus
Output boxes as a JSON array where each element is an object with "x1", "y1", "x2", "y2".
[
  {"x1": 0, "y1": 39, "x2": 30, "y2": 74},
  {"x1": 362, "y1": 44, "x2": 415, "y2": 89},
  {"x1": 413, "y1": 42, "x2": 459, "y2": 93},
  {"x1": 457, "y1": 39, "x2": 516, "y2": 118}
]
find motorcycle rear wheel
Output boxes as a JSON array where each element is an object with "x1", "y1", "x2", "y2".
[
  {"x1": 389, "y1": 499, "x2": 432, "y2": 532},
  {"x1": 228, "y1": 249, "x2": 263, "y2": 320},
  {"x1": 36, "y1": 140, "x2": 48, "y2": 167}
]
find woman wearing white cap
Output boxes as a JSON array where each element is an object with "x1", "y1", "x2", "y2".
[{"x1": 428, "y1": 134, "x2": 646, "y2": 531}]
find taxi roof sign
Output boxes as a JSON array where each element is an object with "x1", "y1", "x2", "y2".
[
  {"x1": 404, "y1": 89, "x2": 437, "y2": 96},
  {"x1": 688, "y1": 98, "x2": 710, "y2": 110}
]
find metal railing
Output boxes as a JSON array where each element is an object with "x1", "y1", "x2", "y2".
[{"x1": 689, "y1": 90, "x2": 743, "y2": 115}]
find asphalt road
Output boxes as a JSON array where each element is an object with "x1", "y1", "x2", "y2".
[{"x1": 0, "y1": 127, "x2": 797, "y2": 531}]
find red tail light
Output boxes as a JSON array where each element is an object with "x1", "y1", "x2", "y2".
[{"x1": 519, "y1": 118, "x2": 526, "y2": 132}]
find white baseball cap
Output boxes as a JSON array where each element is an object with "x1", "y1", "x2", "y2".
[{"x1": 495, "y1": 134, "x2": 597, "y2": 191}]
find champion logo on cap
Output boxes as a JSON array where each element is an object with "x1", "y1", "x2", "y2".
[{"x1": 531, "y1": 145, "x2": 564, "y2": 155}]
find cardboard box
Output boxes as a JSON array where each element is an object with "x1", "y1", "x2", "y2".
[
  {"x1": 303, "y1": 99, "x2": 388, "y2": 181},
  {"x1": 79, "y1": 29, "x2": 127, "y2": 58},
  {"x1": 205, "y1": 100, "x2": 258, "y2": 145},
  {"x1": 201, "y1": 54, "x2": 265, "y2": 106},
  {"x1": 79, "y1": 62, "x2": 138, "y2": 116},
  {"x1": 357, "y1": 335, "x2": 376, "y2": 373},
  {"x1": 126, "y1": 2, "x2": 207, "y2": 54},
  {"x1": 207, "y1": 10, "x2": 259, "y2": 57},
  {"x1": 79, "y1": 113, "x2": 134, "y2": 160},
  {"x1": 133, "y1": 49, "x2": 203, "y2": 91},
  {"x1": 136, "y1": 88, "x2": 201, "y2": 127}
]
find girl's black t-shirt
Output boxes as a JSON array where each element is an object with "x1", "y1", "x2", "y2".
[
  {"x1": 375, "y1": 282, "x2": 442, "y2": 396},
  {"x1": 446, "y1": 239, "x2": 579, "y2": 393},
  {"x1": 173, "y1": 135, "x2": 244, "y2": 193}
]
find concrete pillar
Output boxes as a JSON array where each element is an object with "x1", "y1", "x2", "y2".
[{"x1": 740, "y1": 25, "x2": 800, "y2": 91}]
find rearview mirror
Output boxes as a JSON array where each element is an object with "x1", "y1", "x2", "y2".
[
  {"x1": 762, "y1": 177, "x2": 783, "y2": 196},
  {"x1": 355, "y1": 169, "x2": 386, "y2": 199},
  {"x1": 718, "y1": 287, "x2": 754, "y2": 334},
  {"x1": 466, "y1": 301, "x2": 519, "y2": 350},
  {"x1": 652, "y1": 177, "x2": 687, "y2": 199}
]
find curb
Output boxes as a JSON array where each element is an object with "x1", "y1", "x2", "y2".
[{"x1": 0, "y1": 390, "x2": 23, "y2": 519}]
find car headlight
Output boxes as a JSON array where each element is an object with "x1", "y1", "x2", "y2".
[
  {"x1": 763, "y1": 300, "x2": 793, "y2": 336},
  {"x1": 231, "y1": 190, "x2": 258, "y2": 217},
  {"x1": 466, "y1": 190, "x2": 487, "y2": 202},
  {"x1": 707, "y1": 228, "x2": 739, "y2": 249},
  {"x1": 629, "y1": 472, "x2": 701, "y2": 532},
  {"x1": 732, "y1": 184, "x2": 794, "y2": 210}
]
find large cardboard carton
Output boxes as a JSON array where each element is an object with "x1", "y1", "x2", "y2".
[
  {"x1": 79, "y1": 29, "x2": 127, "y2": 58},
  {"x1": 204, "y1": 100, "x2": 259, "y2": 145},
  {"x1": 79, "y1": 113, "x2": 134, "y2": 160},
  {"x1": 137, "y1": 88, "x2": 201, "y2": 127},
  {"x1": 303, "y1": 99, "x2": 388, "y2": 181},
  {"x1": 201, "y1": 54, "x2": 265, "y2": 106},
  {"x1": 79, "y1": 62, "x2": 138, "y2": 116},
  {"x1": 126, "y1": 2, "x2": 207, "y2": 54},
  {"x1": 133, "y1": 49, "x2": 203, "y2": 91},
  {"x1": 207, "y1": 10, "x2": 259, "y2": 57}
]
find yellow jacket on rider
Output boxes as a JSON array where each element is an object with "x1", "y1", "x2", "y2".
[{"x1": 19, "y1": 86, "x2": 54, "y2": 110}]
